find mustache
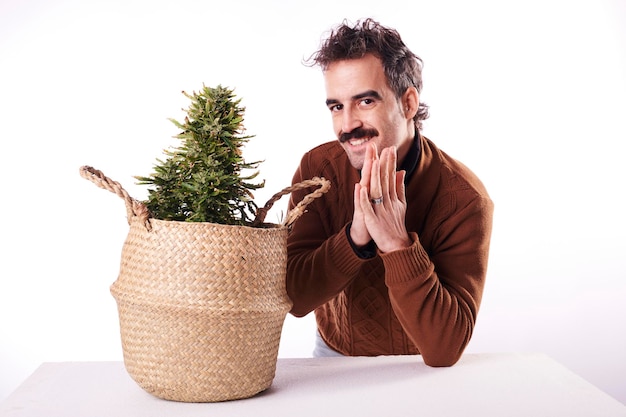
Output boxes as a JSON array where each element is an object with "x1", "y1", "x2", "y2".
[{"x1": 339, "y1": 128, "x2": 379, "y2": 143}]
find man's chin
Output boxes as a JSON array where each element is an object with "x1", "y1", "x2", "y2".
[
  {"x1": 346, "y1": 155, "x2": 364, "y2": 171},
  {"x1": 340, "y1": 143, "x2": 366, "y2": 170}
]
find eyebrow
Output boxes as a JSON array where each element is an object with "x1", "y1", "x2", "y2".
[{"x1": 326, "y1": 89, "x2": 383, "y2": 107}]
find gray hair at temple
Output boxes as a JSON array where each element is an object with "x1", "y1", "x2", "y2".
[{"x1": 306, "y1": 18, "x2": 430, "y2": 130}]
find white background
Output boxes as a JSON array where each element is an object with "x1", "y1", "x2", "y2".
[{"x1": 1, "y1": 0, "x2": 625, "y2": 405}]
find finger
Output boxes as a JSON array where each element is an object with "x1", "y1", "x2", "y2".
[
  {"x1": 378, "y1": 147, "x2": 390, "y2": 201},
  {"x1": 396, "y1": 170, "x2": 406, "y2": 205},
  {"x1": 350, "y1": 183, "x2": 371, "y2": 246},
  {"x1": 370, "y1": 157, "x2": 382, "y2": 201},
  {"x1": 383, "y1": 147, "x2": 398, "y2": 201},
  {"x1": 354, "y1": 183, "x2": 363, "y2": 214},
  {"x1": 387, "y1": 146, "x2": 398, "y2": 198},
  {"x1": 360, "y1": 183, "x2": 376, "y2": 217},
  {"x1": 360, "y1": 142, "x2": 376, "y2": 188}
]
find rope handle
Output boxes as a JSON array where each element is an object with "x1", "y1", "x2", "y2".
[
  {"x1": 252, "y1": 176, "x2": 330, "y2": 228},
  {"x1": 79, "y1": 166, "x2": 152, "y2": 229},
  {"x1": 79, "y1": 165, "x2": 330, "y2": 229}
]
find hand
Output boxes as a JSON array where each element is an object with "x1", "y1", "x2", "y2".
[
  {"x1": 349, "y1": 143, "x2": 376, "y2": 247},
  {"x1": 354, "y1": 144, "x2": 412, "y2": 253}
]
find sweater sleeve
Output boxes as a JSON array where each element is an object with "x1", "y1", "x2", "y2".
[
  {"x1": 285, "y1": 152, "x2": 371, "y2": 317},
  {"x1": 382, "y1": 193, "x2": 494, "y2": 366},
  {"x1": 286, "y1": 222, "x2": 365, "y2": 317}
]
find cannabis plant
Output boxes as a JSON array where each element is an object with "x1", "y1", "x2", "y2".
[{"x1": 136, "y1": 85, "x2": 264, "y2": 225}]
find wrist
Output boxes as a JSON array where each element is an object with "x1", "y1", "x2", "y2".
[
  {"x1": 346, "y1": 224, "x2": 377, "y2": 259},
  {"x1": 377, "y1": 236, "x2": 413, "y2": 254},
  {"x1": 348, "y1": 222, "x2": 370, "y2": 247}
]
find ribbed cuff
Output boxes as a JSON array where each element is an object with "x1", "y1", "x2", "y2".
[
  {"x1": 329, "y1": 224, "x2": 372, "y2": 276},
  {"x1": 380, "y1": 232, "x2": 433, "y2": 284}
]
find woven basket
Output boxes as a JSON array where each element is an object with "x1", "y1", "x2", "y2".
[{"x1": 80, "y1": 166, "x2": 330, "y2": 402}]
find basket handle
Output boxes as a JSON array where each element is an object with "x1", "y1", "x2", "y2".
[
  {"x1": 79, "y1": 165, "x2": 152, "y2": 230},
  {"x1": 252, "y1": 177, "x2": 331, "y2": 228},
  {"x1": 80, "y1": 165, "x2": 330, "y2": 229}
]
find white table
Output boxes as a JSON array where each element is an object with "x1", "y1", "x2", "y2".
[{"x1": 1, "y1": 353, "x2": 624, "y2": 417}]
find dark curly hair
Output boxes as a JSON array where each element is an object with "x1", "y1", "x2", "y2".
[{"x1": 307, "y1": 18, "x2": 429, "y2": 130}]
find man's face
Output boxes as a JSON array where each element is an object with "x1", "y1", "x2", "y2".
[{"x1": 324, "y1": 54, "x2": 415, "y2": 170}]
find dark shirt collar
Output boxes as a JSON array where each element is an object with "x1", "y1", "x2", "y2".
[{"x1": 399, "y1": 132, "x2": 421, "y2": 183}]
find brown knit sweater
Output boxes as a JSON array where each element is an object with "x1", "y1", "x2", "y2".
[{"x1": 286, "y1": 135, "x2": 494, "y2": 366}]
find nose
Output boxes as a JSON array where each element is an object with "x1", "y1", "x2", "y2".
[{"x1": 341, "y1": 107, "x2": 362, "y2": 135}]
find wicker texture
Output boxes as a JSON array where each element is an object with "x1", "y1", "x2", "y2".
[{"x1": 80, "y1": 166, "x2": 330, "y2": 402}]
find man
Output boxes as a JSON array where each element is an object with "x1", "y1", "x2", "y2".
[{"x1": 286, "y1": 18, "x2": 494, "y2": 367}]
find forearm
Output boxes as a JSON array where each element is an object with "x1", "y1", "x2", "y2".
[
  {"x1": 382, "y1": 233, "x2": 485, "y2": 366},
  {"x1": 286, "y1": 226, "x2": 365, "y2": 317}
]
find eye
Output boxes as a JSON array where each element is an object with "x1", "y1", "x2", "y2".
[
  {"x1": 359, "y1": 98, "x2": 375, "y2": 107},
  {"x1": 329, "y1": 103, "x2": 343, "y2": 112}
]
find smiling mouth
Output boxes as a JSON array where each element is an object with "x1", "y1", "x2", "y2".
[{"x1": 347, "y1": 137, "x2": 372, "y2": 146}]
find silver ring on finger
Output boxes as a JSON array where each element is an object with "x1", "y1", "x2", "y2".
[{"x1": 370, "y1": 196, "x2": 383, "y2": 205}]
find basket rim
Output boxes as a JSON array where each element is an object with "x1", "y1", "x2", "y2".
[{"x1": 134, "y1": 216, "x2": 288, "y2": 231}]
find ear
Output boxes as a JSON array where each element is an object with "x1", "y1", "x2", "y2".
[{"x1": 402, "y1": 87, "x2": 419, "y2": 120}]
